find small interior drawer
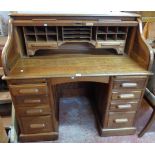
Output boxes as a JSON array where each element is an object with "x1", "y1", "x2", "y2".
[
  {"x1": 112, "y1": 90, "x2": 142, "y2": 100},
  {"x1": 9, "y1": 83, "x2": 48, "y2": 96},
  {"x1": 110, "y1": 100, "x2": 139, "y2": 112},
  {"x1": 113, "y1": 78, "x2": 146, "y2": 90},
  {"x1": 27, "y1": 42, "x2": 58, "y2": 49},
  {"x1": 20, "y1": 115, "x2": 54, "y2": 134},
  {"x1": 14, "y1": 95, "x2": 50, "y2": 107},
  {"x1": 17, "y1": 105, "x2": 51, "y2": 116},
  {"x1": 108, "y1": 112, "x2": 135, "y2": 128}
]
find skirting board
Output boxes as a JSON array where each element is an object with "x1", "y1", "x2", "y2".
[{"x1": 19, "y1": 132, "x2": 58, "y2": 142}]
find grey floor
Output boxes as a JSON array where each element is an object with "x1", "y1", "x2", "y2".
[{"x1": 50, "y1": 97, "x2": 155, "y2": 143}]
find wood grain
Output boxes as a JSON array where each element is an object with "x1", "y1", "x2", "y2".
[{"x1": 4, "y1": 54, "x2": 151, "y2": 80}]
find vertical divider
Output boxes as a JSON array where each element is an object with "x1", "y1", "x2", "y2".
[
  {"x1": 45, "y1": 26, "x2": 48, "y2": 42},
  {"x1": 96, "y1": 26, "x2": 98, "y2": 41},
  {"x1": 23, "y1": 27, "x2": 27, "y2": 42}
]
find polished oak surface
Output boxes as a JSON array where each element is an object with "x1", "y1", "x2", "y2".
[{"x1": 6, "y1": 54, "x2": 151, "y2": 80}]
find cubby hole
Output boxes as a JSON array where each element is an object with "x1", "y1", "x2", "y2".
[
  {"x1": 26, "y1": 35, "x2": 36, "y2": 41},
  {"x1": 97, "y1": 34, "x2": 106, "y2": 41},
  {"x1": 58, "y1": 27, "x2": 63, "y2": 41},
  {"x1": 47, "y1": 35, "x2": 57, "y2": 41},
  {"x1": 117, "y1": 27, "x2": 128, "y2": 33},
  {"x1": 117, "y1": 34, "x2": 126, "y2": 40},
  {"x1": 47, "y1": 26, "x2": 57, "y2": 34},
  {"x1": 108, "y1": 27, "x2": 117, "y2": 33},
  {"x1": 35, "y1": 26, "x2": 46, "y2": 33},
  {"x1": 97, "y1": 27, "x2": 107, "y2": 33},
  {"x1": 36, "y1": 35, "x2": 47, "y2": 41},
  {"x1": 24, "y1": 26, "x2": 35, "y2": 34},
  {"x1": 107, "y1": 34, "x2": 116, "y2": 40}
]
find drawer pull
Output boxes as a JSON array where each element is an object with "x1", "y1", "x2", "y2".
[
  {"x1": 19, "y1": 88, "x2": 39, "y2": 94},
  {"x1": 114, "y1": 118, "x2": 128, "y2": 123},
  {"x1": 117, "y1": 104, "x2": 132, "y2": 109},
  {"x1": 24, "y1": 99, "x2": 41, "y2": 104},
  {"x1": 26, "y1": 109, "x2": 43, "y2": 114},
  {"x1": 119, "y1": 94, "x2": 135, "y2": 99},
  {"x1": 31, "y1": 45, "x2": 55, "y2": 48},
  {"x1": 30, "y1": 123, "x2": 45, "y2": 129},
  {"x1": 121, "y1": 83, "x2": 137, "y2": 88}
]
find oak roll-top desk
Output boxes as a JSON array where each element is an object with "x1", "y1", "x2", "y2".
[{"x1": 1, "y1": 12, "x2": 154, "y2": 142}]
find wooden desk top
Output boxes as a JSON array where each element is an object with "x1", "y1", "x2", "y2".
[{"x1": 5, "y1": 54, "x2": 151, "y2": 80}]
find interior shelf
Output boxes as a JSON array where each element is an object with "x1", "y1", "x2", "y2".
[{"x1": 62, "y1": 26, "x2": 92, "y2": 41}]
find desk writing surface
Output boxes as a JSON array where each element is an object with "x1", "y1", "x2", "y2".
[{"x1": 7, "y1": 54, "x2": 151, "y2": 79}]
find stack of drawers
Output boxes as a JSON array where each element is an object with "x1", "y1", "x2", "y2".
[
  {"x1": 9, "y1": 79, "x2": 56, "y2": 142},
  {"x1": 105, "y1": 76, "x2": 147, "y2": 135}
]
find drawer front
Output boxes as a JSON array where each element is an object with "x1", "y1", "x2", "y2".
[
  {"x1": 20, "y1": 115, "x2": 53, "y2": 134},
  {"x1": 17, "y1": 106, "x2": 51, "y2": 116},
  {"x1": 14, "y1": 95, "x2": 49, "y2": 107},
  {"x1": 112, "y1": 90, "x2": 142, "y2": 100},
  {"x1": 113, "y1": 78, "x2": 146, "y2": 90},
  {"x1": 110, "y1": 100, "x2": 139, "y2": 112},
  {"x1": 108, "y1": 112, "x2": 135, "y2": 128},
  {"x1": 10, "y1": 83, "x2": 48, "y2": 96},
  {"x1": 27, "y1": 42, "x2": 58, "y2": 49}
]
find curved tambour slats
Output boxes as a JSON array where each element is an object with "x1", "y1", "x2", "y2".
[
  {"x1": 1, "y1": 19, "x2": 20, "y2": 75},
  {"x1": 130, "y1": 18, "x2": 154, "y2": 71}
]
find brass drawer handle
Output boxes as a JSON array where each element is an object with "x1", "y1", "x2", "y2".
[
  {"x1": 114, "y1": 118, "x2": 128, "y2": 123},
  {"x1": 26, "y1": 109, "x2": 43, "y2": 114},
  {"x1": 121, "y1": 83, "x2": 138, "y2": 88},
  {"x1": 19, "y1": 88, "x2": 39, "y2": 94},
  {"x1": 24, "y1": 99, "x2": 41, "y2": 104},
  {"x1": 30, "y1": 123, "x2": 45, "y2": 129},
  {"x1": 117, "y1": 104, "x2": 132, "y2": 109},
  {"x1": 119, "y1": 94, "x2": 135, "y2": 99}
]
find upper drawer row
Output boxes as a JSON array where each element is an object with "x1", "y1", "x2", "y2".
[
  {"x1": 113, "y1": 78, "x2": 146, "y2": 90},
  {"x1": 9, "y1": 83, "x2": 48, "y2": 96}
]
